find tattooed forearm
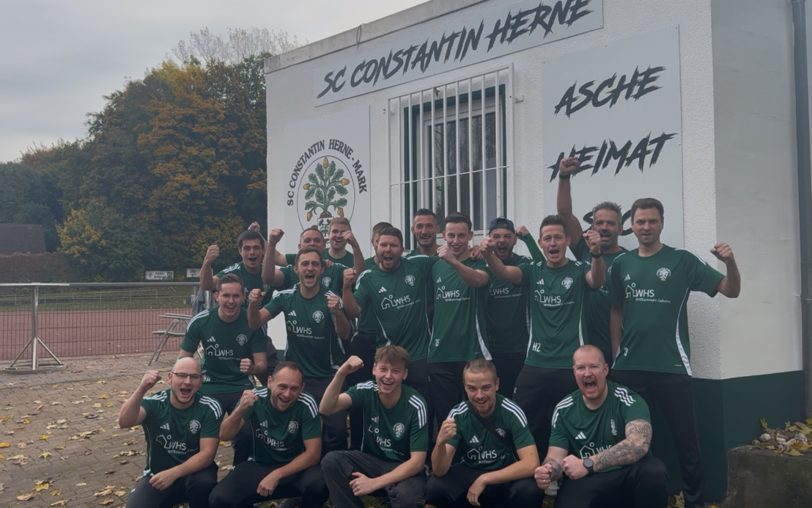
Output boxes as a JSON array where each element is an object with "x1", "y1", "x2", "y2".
[
  {"x1": 592, "y1": 420, "x2": 652, "y2": 472},
  {"x1": 543, "y1": 457, "x2": 564, "y2": 480}
]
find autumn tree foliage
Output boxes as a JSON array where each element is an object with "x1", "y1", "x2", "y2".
[{"x1": 15, "y1": 51, "x2": 273, "y2": 280}]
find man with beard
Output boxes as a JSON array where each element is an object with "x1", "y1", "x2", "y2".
[
  {"x1": 180, "y1": 274, "x2": 267, "y2": 465},
  {"x1": 119, "y1": 358, "x2": 222, "y2": 508},
  {"x1": 407, "y1": 208, "x2": 439, "y2": 257},
  {"x1": 208, "y1": 362, "x2": 328, "y2": 508},
  {"x1": 320, "y1": 346, "x2": 429, "y2": 508},
  {"x1": 482, "y1": 215, "x2": 604, "y2": 459},
  {"x1": 342, "y1": 226, "x2": 436, "y2": 400},
  {"x1": 426, "y1": 359, "x2": 542, "y2": 508},
  {"x1": 608, "y1": 197, "x2": 740, "y2": 508},
  {"x1": 249, "y1": 247, "x2": 353, "y2": 453},
  {"x1": 535, "y1": 345, "x2": 666, "y2": 508},
  {"x1": 556, "y1": 156, "x2": 627, "y2": 363},
  {"x1": 482, "y1": 217, "x2": 533, "y2": 396},
  {"x1": 262, "y1": 227, "x2": 366, "y2": 295}
]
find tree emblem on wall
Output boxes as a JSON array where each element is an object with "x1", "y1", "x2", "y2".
[{"x1": 303, "y1": 157, "x2": 350, "y2": 223}]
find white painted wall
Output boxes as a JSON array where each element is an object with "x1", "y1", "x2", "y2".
[
  {"x1": 710, "y1": 0, "x2": 802, "y2": 379},
  {"x1": 265, "y1": 0, "x2": 804, "y2": 380}
]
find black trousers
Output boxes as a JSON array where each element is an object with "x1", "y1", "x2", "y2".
[
  {"x1": 208, "y1": 462, "x2": 327, "y2": 508},
  {"x1": 427, "y1": 361, "x2": 466, "y2": 425},
  {"x1": 126, "y1": 463, "x2": 217, "y2": 508},
  {"x1": 513, "y1": 365, "x2": 577, "y2": 459},
  {"x1": 426, "y1": 463, "x2": 543, "y2": 508},
  {"x1": 491, "y1": 351, "x2": 525, "y2": 397},
  {"x1": 305, "y1": 376, "x2": 348, "y2": 454},
  {"x1": 555, "y1": 455, "x2": 668, "y2": 508},
  {"x1": 346, "y1": 333, "x2": 377, "y2": 450},
  {"x1": 322, "y1": 450, "x2": 426, "y2": 508},
  {"x1": 208, "y1": 391, "x2": 251, "y2": 465},
  {"x1": 610, "y1": 370, "x2": 704, "y2": 508}
]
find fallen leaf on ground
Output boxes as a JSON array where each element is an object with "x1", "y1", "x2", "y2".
[
  {"x1": 40, "y1": 451, "x2": 52, "y2": 459},
  {"x1": 50, "y1": 501, "x2": 67, "y2": 507},
  {"x1": 16, "y1": 493, "x2": 35, "y2": 501},
  {"x1": 34, "y1": 480, "x2": 50, "y2": 492},
  {"x1": 0, "y1": 442, "x2": 10, "y2": 448},
  {"x1": 94, "y1": 487, "x2": 113, "y2": 496},
  {"x1": 39, "y1": 434, "x2": 49, "y2": 441},
  {"x1": 76, "y1": 482, "x2": 87, "y2": 487},
  {"x1": 114, "y1": 490, "x2": 127, "y2": 497}
]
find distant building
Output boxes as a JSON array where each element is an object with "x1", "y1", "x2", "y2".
[{"x1": 0, "y1": 224, "x2": 46, "y2": 254}]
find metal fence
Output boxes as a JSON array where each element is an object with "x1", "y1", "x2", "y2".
[{"x1": 0, "y1": 283, "x2": 198, "y2": 366}]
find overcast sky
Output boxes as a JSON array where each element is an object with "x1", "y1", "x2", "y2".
[{"x1": 0, "y1": 0, "x2": 425, "y2": 163}]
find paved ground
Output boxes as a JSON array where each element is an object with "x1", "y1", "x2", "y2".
[{"x1": 0, "y1": 352, "x2": 238, "y2": 508}]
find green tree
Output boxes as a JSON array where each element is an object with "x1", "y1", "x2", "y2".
[{"x1": 0, "y1": 162, "x2": 61, "y2": 250}]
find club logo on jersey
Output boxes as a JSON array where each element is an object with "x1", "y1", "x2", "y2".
[
  {"x1": 235, "y1": 334, "x2": 249, "y2": 346},
  {"x1": 322, "y1": 276, "x2": 333, "y2": 288},
  {"x1": 404, "y1": 275, "x2": 416, "y2": 287},
  {"x1": 288, "y1": 420, "x2": 300, "y2": 434},
  {"x1": 561, "y1": 277, "x2": 574, "y2": 290},
  {"x1": 393, "y1": 422, "x2": 406, "y2": 439},
  {"x1": 495, "y1": 428, "x2": 506, "y2": 437},
  {"x1": 189, "y1": 419, "x2": 201, "y2": 434},
  {"x1": 610, "y1": 418, "x2": 618, "y2": 436},
  {"x1": 312, "y1": 310, "x2": 325, "y2": 323},
  {"x1": 656, "y1": 267, "x2": 671, "y2": 282}
]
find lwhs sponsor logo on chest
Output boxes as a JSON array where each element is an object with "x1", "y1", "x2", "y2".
[{"x1": 623, "y1": 267, "x2": 672, "y2": 300}]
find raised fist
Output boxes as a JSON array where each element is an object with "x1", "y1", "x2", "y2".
[
  {"x1": 558, "y1": 156, "x2": 580, "y2": 178},
  {"x1": 204, "y1": 245, "x2": 219, "y2": 265}
]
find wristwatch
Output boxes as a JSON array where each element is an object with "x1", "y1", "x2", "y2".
[{"x1": 582, "y1": 456, "x2": 594, "y2": 474}]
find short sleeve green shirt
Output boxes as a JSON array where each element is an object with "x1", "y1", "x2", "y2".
[
  {"x1": 485, "y1": 253, "x2": 531, "y2": 355},
  {"x1": 241, "y1": 388, "x2": 321, "y2": 466},
  {"x1": 447, "y1": 395, "x2": 535, "y2": 471},
  {"x1": 324, "y1": 250, "x2": 354, "y2": 267},
  {"x1": 520, "y1": 260, "x2": 591, "y2": 369},
  {"x1": 549, "y1": 381, "x2": 650, "y2": 472},
  {"x1": 430, "y1": 258, "x2": 491, "y2": 363},
  {"x1": 140, "y1": 390, "x2": 222, "y2": 474},
  {"x1": 264, "y1": 285, "x2": 346, "y2": 378},
  {"x1": 181, "y1": 308, "x2": 266, "y2": 394},
  {"x1": 353, "y1": 256, "x2": 437, "y2": 361},
  {"x1": 346, "y1": 382, "x2": 429, "y2": 462},
  {"x1": 571, "y1": 241, "x2": 627, "y2": 360},
  {"x1": 217, "y1": 262, "x2": 272, "y2": 307},
  {"x1": 608, "y1": 245, "x2": 723, "y2": 375},
  {"x1": 355, "y1": 256, "x2": 382, "y2": 337},
  {"x1": 280, "y1": 262, "x2": 346, "y2": 295}
]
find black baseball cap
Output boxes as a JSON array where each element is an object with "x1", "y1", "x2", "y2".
[{"x1": 488, "y1": 217, "x2": 515, "y2": 234}]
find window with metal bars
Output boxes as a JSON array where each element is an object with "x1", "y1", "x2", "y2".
[{"x1": 390, "y1": 69, "x2": 512, "y2": 249}]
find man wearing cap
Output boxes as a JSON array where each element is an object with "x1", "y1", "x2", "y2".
[
  {"x1": 482, "y1": 217, "x2": 538, "y2": 396},
  {"x1": 119, "y1": 357, "x2": 222, "y2": 508}
]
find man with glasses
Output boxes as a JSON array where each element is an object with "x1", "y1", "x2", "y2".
[
  {"x1": 180, "y1": 273, "x2": 267, "y2": 464},
  {"x1": 119, "y1": 357, "x2": 222, "y2": 508}
]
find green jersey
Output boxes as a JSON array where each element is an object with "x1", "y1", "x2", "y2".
[
  {"x1": 264, "y1": 285, "x2": 346, "y2": 378},
  {"x1": 140, "y1": 390, "x2": 222, "y2": 475},
  {"x1": 182, "y1": 308, "x2": 266, "y2": 394},
  {"x1": 571, "y1": 241, "x2": 626, "y2": 361},
  {"x1": 550, "y1": 381, "x2": 650, "y2": 472},
  {"x1": 242, "y1": 388, "x2": 321, "y2": 466},
  {"x1": 608, "y1": 245, "x2": 723, "y2": 375},
  {"x1": 325, "y1": 250, "x2": 354, "y2": 267},
  {"x1": 447, "y1": 394, "x2": 535, "y2": 471},
  {"x1": 485, "y1": 253, "x2": 531, "y2": 355},
  {"x1": 280, "y1": 262, "x2": 347, "y2": 295},
  {"x1": 430, "y1": 258, "x2": 491, "y2": 363},
  {"x1": 355, "y1": 256, "x2": 381, "y2": 337},
  {"x1": 520, "y1": 260, "x2": 591, "y2": 369},
  {"x1": 353, "y1": 256, "x2": 437, "y2": 361},
  {"x1": 217, "y1": 261, "x2": 272, "y2": 307},
  {"x1": 347, "y1": 382, "x2": 429, "y2": 462}
]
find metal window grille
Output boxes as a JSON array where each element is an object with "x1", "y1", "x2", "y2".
[{"x1": 389, "y1": 67, "x2": 513, "y2": 249}]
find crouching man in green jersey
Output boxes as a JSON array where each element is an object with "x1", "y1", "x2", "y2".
[
  {"x1": 119, "y1": 357, "x2": 222, "y2": 508},
  {"x1": 320, "y1": 346, "x2": 429, "y2": 507},
  {"x1": 535, "y1": 345, "x2": 667, "y2": 507},
  {"x1": 427, "y1": 359, "x2": 543, "y2": 508}
]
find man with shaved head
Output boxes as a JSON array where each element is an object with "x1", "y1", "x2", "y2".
[
  {"x1": 535, "y1": 345, "x2": 666, "y2": 507},
  {"x1": 119, "y1": 357, "x2": 223, "y2": 508}
]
